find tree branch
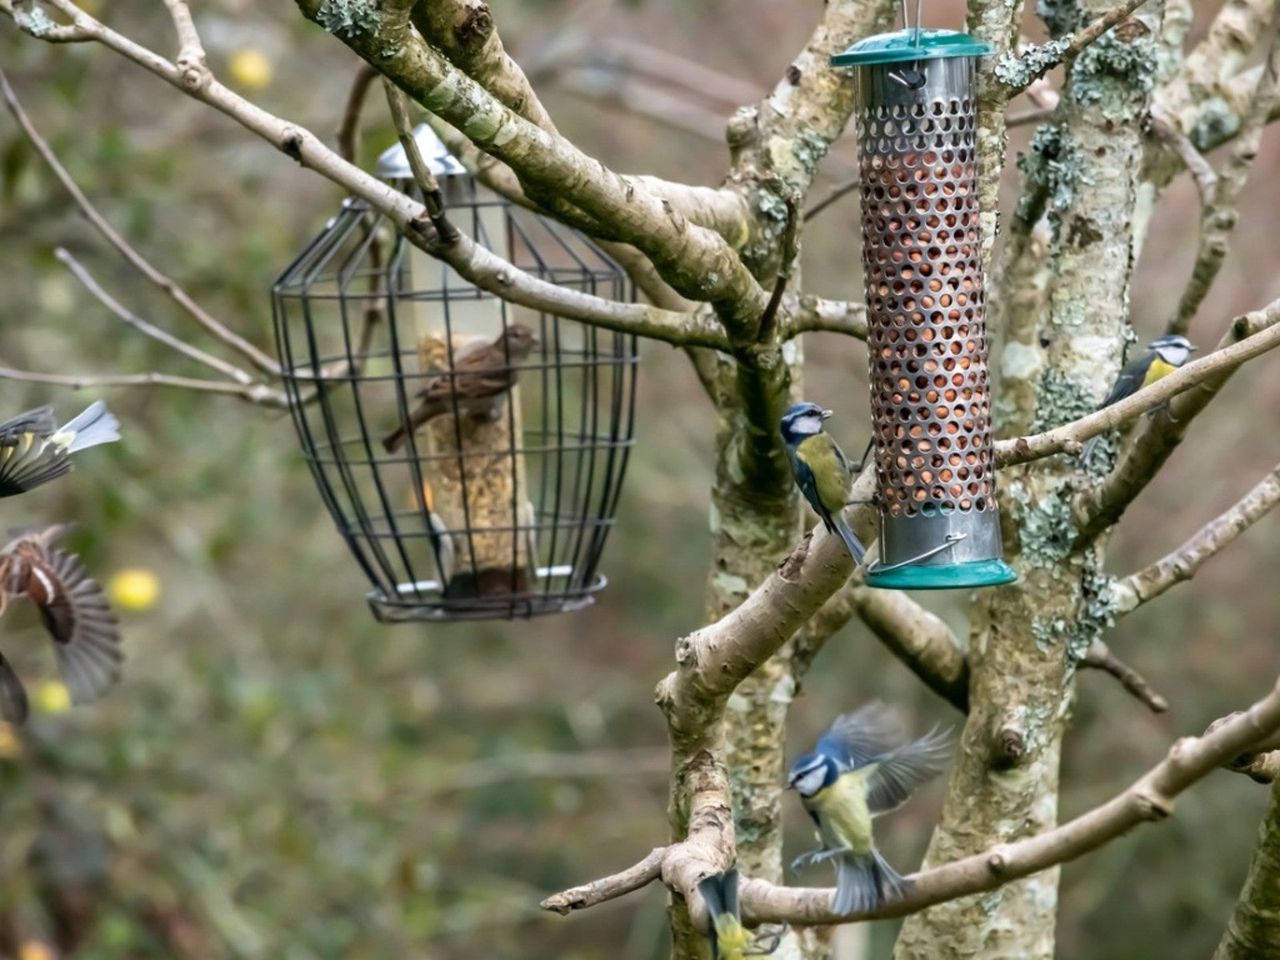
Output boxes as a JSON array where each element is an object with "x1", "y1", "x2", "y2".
[
  {"x1": 0, "y1": 366, "x2": 287, "y2": 406},
  {"x1": 850, "y1": 587, "x2": 970, "y2": 713},
  {"x1": 778, "y1": 295, "x2": 868, "y2": 340},
  {"x1": 994, "y1": 0, "x2": 1154, "y2": 96},
  {"x1": 548, "y1": 681, "x2": 1280, "y2": 925},
  {"x1": 55, "y1": 248, "x2": 256, "y2": 385},
  {"x1": 995, "y1": 297, "x2": 1280, "y2": 468},
  {"x1": 655, "y1": 470, "x2": 877, "y2": 754},
  {"x1": 382, "y1": 78, "x2": 457, "y2": 241},
  {"x1": 1110, "y1": 462, "x2": 1280, "y2": 615},
  {"x1": 292, "y1": 0, "x2": 765, "y2": 330},
  {"x1": 1076, "y1": 300, "x2": 1280, "y2": 537},
  {"x1": 1168, "y1": 26, "x2": 1280, "y2": 336},
  {"x1": 1, "y1": 3, "x2": 719, "y2": 349},
  {"x1": 541, "y1": 847, "x2": 669, "y2": 915},
  {"x1": 0, "y1": 64, "x2": 282, "y2": 376},
  {"x1": 735, "y1": 680, "x2": 1280, "y2": 923},
  {"x1": 336, "y1": 62, "x2": 379, "y2": 163},
  {"x1": 1080, "y1": 639, "x2": 1169, "y2": 712}
]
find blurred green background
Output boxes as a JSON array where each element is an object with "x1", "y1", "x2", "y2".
[{"x1": 1, "y1": 1, "x2": 1279, "y2": 958}]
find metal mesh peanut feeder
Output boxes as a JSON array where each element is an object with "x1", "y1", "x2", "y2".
[
  {"x1": 833, "y1": 26, "x2": 1016, "y2": 589},
  {"x1": 272, "y1": 126, "x2": 638, "y2": 621}
]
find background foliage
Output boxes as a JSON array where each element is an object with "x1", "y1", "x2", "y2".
[{"x1": 1, "y1": 1, "x2": 1278, "y2": 957}]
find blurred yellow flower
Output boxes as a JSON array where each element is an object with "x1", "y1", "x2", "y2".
[
  {"x1": 0, "y1": 723, "x2": 21, "y2": 759},
  {"x1": 19, "y1": 942, "x2": 54, "y2": 960},
  {"x1": 109, "y1": 568, "x2": 160, "y2": 611},
  {"x1": 229, "y1": 48, "x2": 273, "y2": 89},
  {"x1": 35, "y1": 681, "x2": 71, "y2": 715}
]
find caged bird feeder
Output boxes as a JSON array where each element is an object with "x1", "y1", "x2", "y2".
[
  {"x1": 272, "y1": 125, "x2": 638, "y2": 621},
  {"x1": 833, "y1": 11, "x2": 1016, "y2": 590}
]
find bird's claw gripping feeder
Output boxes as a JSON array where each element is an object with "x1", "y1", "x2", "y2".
[
  {"x1": 833, "y1": 8, "x2": 1016, "y2": 589},
  {"x1": 273, "y1": 125, "x2": 638, "y2": 621}
]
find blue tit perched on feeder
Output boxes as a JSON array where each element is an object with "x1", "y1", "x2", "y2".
[
  {"x1": 1082, "y1": 334, "x2": 1196, "y2": 461},
  {"x1": 780, "y1": 402, "x2": 868, "y2": 564},
  {"x1": 787, "y1": 702, "x2": 950, "y2": 916},
  {"x1": 0, "y1": 401, "x2": 120, "y2": 498}
]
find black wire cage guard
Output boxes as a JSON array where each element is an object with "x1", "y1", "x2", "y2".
[{"x1": 272, "y1": 129, "x2": 637, "y2": 622}]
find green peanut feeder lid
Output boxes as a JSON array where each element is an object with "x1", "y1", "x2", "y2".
[
  {"x1": 865, "y1": 558, "x2": 1018, "y2": 591},
  {"x1": 831, "y1": 28, "x2": 994, "y2": 66}
]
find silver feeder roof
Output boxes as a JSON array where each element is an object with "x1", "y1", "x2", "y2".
[{"x1": 375, "y1": 123, "x2": 468, "y2": 179}]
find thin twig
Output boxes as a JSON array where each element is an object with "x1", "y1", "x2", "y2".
[
  {"x1": 755, "y1": 197, "x2": 798, "y2": 342},
  {"x1": 1, "y1": 3, "x2": 717, "y2": 347},
  {"x1": 1149, "y1": 111, "x2": 1218, "y2": 204},
  {"x1": 337, "y1": 62, "x2": 378, "y2": 164},
  {"x1": 56, "y1": 248, "x2": 254, "y2": 385},
  {"x1": 1111, "y1": 462, "x2": 1280, "y2": 615},
  {"x1": 0, "y1": 65, "x2": 281, "y2": 375},
  {"x1": 1168, "y1": 27, "x2": 1280, "y2": 336},
  {"x1": 160, "y1": 0, "x2": 207, "y2": 75},
  {"x1": 997, "y1": 0, "x2": 1153, "y2": 95},
  {"x1": 1081, "y1": 639, "x2": 1169, "y2": 713},
  {"x1": 0, "y1": 365, "x2": 286, "y2": 405},
  {"x1": 381, "y1": 77, "x2": 458, "y2": 243},
  {"x1": 803, "y1": 177, "x2": 857, "y2": 222},
  {"x1": 1006, "y1": 105, "x2": 1058, "y2": 127},
  {"x1": 541, "y1": 846, "x2": 670, "y2": 915}
]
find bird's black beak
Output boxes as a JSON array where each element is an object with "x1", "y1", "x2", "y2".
[{"x1": 821, "y1": 409, "x2": 833, "y2": 420}]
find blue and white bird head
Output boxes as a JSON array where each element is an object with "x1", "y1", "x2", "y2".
[
  {"x1": 1150, "y1": 334, "x2": 1195, "y2": 367},
  {"x1": 780, "y1": 402, "x2": 832, "y2": 447},
  {"x1": 786, "y1": 750, "x2": 837, "y2": 798}
]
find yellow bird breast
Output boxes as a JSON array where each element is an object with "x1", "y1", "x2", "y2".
[
  {"x1": 1142, "y1": 357, "x2": 1177, "y2": 388},
  {"x1": 811, "y1": 767, "x2": 875, "y2": 855},
  {"x1": 796, "y1": 434, "x2": 850, "y2": 513}
]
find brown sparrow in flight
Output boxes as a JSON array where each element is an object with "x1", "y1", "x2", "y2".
[{"x1": 0, "y1": 525, "x2": 122, "y2": 723}]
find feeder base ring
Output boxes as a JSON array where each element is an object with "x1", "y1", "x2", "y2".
[{"x1": 865, "y1": 559, "x2": 1017, "y2": 591}]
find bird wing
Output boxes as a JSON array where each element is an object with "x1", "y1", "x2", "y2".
[
  {"x1": 787, "y1": 448, "x2": 830, "y2": 530},
  {"x1": 32, "y1": 547, "x2": 122, "y2": 705},
  {"x1": 0, "y1": 407, "x2": 56, "y2": 441},
  {"x1": 816, "y1": 701, "x2": 907, "y2": 770},
  {"x1": 795, "y1": 434, "x2": 852, "y2": 514},
  {"x1": 0, "y1": 649, "x2": 29, "y2": 724},
  {"x1": 865, "y1": 726, "x2": 952, "y2": 815},
  {"x1": 0, "y1": 430, "x2": 72, "y2": 498},
  {"x1": 1099, "y1": 353, "x2": 1151, "y2": 408}
]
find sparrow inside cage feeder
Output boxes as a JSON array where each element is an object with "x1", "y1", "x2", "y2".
[
  {"x1": 272, "y1": 125, "x2": 638, "y2": 621},
  {"x1": 833, "y1": 12, "x2": 1016, "y2": 589}
]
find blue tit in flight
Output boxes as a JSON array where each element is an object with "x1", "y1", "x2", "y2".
[
  {"x1": 1082, "y1": 334, "x2": 1195, "y2": 461},
  {"x1": 696, "y1": 868, "x2": 783, "y2": 960},
  {"x1": 787, "y1": 702, "x2": 950, "y2": 916},
  {"x1": 0, "y1": 401, "x2": 120, "y2": 498},
  {"x1": 779, "y1": 402, "x2": 869, "y2": 564}
]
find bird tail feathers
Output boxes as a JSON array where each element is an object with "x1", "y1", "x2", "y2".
[
  {"x1": 62, "y1": 401, "x2": 121, "y2": 453},
  {"x1": 832, "y1": 514, "x2": 866, "y2": 565},
  {"x1": 833, "y1": 850, "x2": 909, "y2": 916}
]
